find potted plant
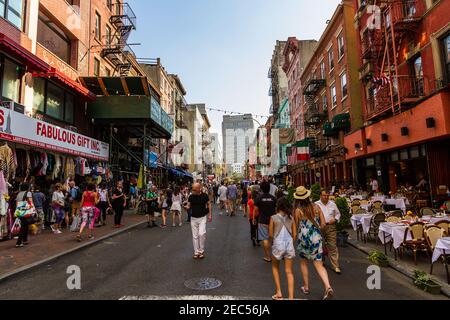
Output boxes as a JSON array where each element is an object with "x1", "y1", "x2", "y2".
[
  {"x1": 413, "y1": 270, "x2": 442, "y2": 295},
  {"x1": 335, "y1": 197, "x2": 351, "y2": 247},
  {"x1": 311, "y1": 183, "x2": 321, "y2": 202},
  {"x1": 368, "y1": 250, "x2": 389, "y2": 267}
]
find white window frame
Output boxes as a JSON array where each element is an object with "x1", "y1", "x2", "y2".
[
  {"x1": 330, "y1": 82, "x2": 337, "y2": 109},
  {"x1": 340, "y1": 71, "x2": 348, "y2": 100},
  {"x1": 338, "y1": 34, "x2": 345, "y2": 61},
  {"x1": 328, "y1": 49, "x2": 334, "y2": 73}
]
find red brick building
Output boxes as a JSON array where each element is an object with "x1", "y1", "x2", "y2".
[
  {"x1": 292, "y1": 1, "x2": 362, "y2": 189},
  {"x1": 346, "y1": 0, "x2": 450, "y2": 203}
]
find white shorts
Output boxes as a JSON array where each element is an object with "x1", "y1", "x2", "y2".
[{"x1": 272, "y1": 239, "x2": 296, "y2": 261}]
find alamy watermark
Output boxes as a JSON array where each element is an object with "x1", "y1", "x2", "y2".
[
  {"x1": 366, "y1": 265, "x2": 381, "y2": 290},
  {"x1": 66, "y1": 265, "x2": 81, "y2": 290}
]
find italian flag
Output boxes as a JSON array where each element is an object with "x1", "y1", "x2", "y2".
[{"x1": 296, "y1": 140, "x2": 310, "y2": 161}]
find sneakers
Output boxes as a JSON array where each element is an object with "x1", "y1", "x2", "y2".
[
  {"x1": 172, "y1": 224, "x2": 176, "y2": 227},
  {"x1": 178, "y1": 223, "x2": 182, "y2": 227},
  {"x1": 15, "y1": 244, "x2": 24, "y2": 248},
  {"x1": 54, "y1": 229, "x2": 62, "y2": 234}
]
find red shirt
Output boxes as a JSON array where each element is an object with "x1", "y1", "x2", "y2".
[
  {"x1": 83, "y1": 191, "x2": 96, "y2": 207},
  {"x1": 248, "y1": 199, "x2": 255, "y2": 219}
]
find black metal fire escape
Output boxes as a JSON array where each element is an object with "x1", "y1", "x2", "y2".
[{"x1": 101, "y1": 2, "x2": 136, "y2": 76}]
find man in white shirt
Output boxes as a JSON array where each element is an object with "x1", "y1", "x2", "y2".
[
  {"x1": 218, "y1": 182, "x2": 228, "y2": 215},
  {"x1": 269, "y1": 183, "x2": 278, "y2": 197},
  {"x1": 370, "y1": 178, "x2": 379, "y2": 194},
  {"x1": 315, "y1": 190, "x2": 342, "y2": 274}
]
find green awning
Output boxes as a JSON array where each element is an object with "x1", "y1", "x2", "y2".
[
  {"x1": 323, "y1": 121, "x2": 338, "y2": 137},
  {"x1": 332, "y1": 113, "x2": 351, "y2": 131}
]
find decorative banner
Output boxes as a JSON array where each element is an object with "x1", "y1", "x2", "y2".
[{"x1": 0, "y1": 106, "x2": 109, "y2": 161}]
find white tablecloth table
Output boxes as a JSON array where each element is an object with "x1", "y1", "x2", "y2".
[
  {"x1": 378, "y1": 222, "x2": 410, "y2": 249},
  {"x1": 350, "y1": 195, "x2": 364, "y2": 201},
  {"x1": 351, "y1": 214, "x2": 374, "y2": 234},
  {"x1": 385, "y1": 198, "x2": 410, "y2": 213},
  {"x1": 372, "y1": 196, "x2": 386, "y2": 202},
  {"x1": 430, "y1": 216, "x2": 450, "y2": 225},
  {"x1": 432, "y1": 238, "x2": 450, "y2": 263},
  {"x1": 360, "y1": 203, "x2": 371, "y2": 211}
]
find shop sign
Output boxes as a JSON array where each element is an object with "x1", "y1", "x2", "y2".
[
  {"x1": 0, "y1": 106, "x2": 109, "y2": 161},
  {"x1": 150, "y1": 97, "x2": 162, "y2": 126}
]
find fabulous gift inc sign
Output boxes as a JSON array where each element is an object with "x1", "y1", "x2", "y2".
[{"x1": 0, "y1": 106, "x2": 109, "y2": 161}]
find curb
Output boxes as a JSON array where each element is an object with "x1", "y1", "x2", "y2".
[
  {"x1": 347, "y1": 238, "x2": 450, "y2": 298},
  {"x1": 0, "y1": 219, "x2": 148, "y2": 282}
]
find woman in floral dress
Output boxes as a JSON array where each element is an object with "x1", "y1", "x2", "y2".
[{"x1": 293, "y1": 186, "x2": 334, "y2": 300}]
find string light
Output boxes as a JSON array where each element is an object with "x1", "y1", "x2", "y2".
[{"x1": 205, "y1": 107, "x2": 270, "y2": 119}]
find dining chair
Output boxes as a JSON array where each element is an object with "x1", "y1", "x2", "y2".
[
  {"x1": 372, "y1": 201, "x2": 383, "y2": 210},
  {"x1": 352, "y1": 199, "x2": 361, "y2": 207},
  {"x1": 355, "y1": 208, "x2": 368, "y2": 215},
  {"x1": 420, "y1": 207, "x2": 436, "y2": 217},
  {"x1": 404, "y1": 215, "x2": 415, "y2": 221},
  {"x1": 386, "y1": 216, "x2": 401, "y2": 223},
  {"x1": 371, "y1": 208, "x2": 384, "y2": 215},
  {"x1": 424, "y1": 225, "x2": 448, "y2": 282},
  {"x1": 367, "y1": 213, "x2": 386, "y2": 244},
  {"x1": 388, "y1": 210, "x2": 403, "y2": 219},
  {"x1": 351, "y1": 205, "x2": 361, "y2": 215},
  {"x1": 400, "y1": 222, "x2": 428, "y2": 265},
  {"x1": 435, "y1": 220, "x2": 450, "y2": 236}
]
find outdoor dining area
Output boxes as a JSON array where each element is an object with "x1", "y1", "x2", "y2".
[{"x1": 347, "y1": 194, "x2": 450, "y2": 284}]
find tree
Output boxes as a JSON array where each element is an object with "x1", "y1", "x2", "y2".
[{"x1": 311, "y1": 183, "x2": 321, "y2": 202}]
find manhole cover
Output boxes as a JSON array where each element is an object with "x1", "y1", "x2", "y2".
[{"x1": 184, "y1": 278, "x2": 222, "y2": 291}]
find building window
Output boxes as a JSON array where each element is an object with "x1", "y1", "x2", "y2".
[
  {"x1": 94, "y1": 58, "x2": 100, "y2": 76},
  {"x1": 0, "y1": 0, "x2": 24, "y2": 29},
  {"x1": 105, "y1": 68, "x2": 111, "y2": 77},
  {"x1": 106, "y1": 0, "x2": 112, "y2": 10},
  {"x1": 1, "y1": 57, "x2": 21, "y2": 102},
  {"x1": 320, "y1": 61, "x2": 325, "y2": 79},
  {"x1": 37, "y1": 11, "x2": 72, "y2": 65},
  {"x1": 105, "y1": 25, "x2": 111, "y2": 46},
  {"x1": 328, "y1": 49, "x2": 334, "y2": 71},
  {"x1": 330, "y1": 84, "x2": 337, "y2": 108},
  {"x1": 95, "y1": 12, "x2": 101, "y2": 40},
  {"x1": 340, "y1": 72, "x2": 348, "y2": 98},
  {"x1": 338, "y1": 34, "x2": 345, "y2": 59},
  {"x1": 442, "y1": 34, "x2": 450, "y2": 84},
  {"x1": 411, "y1": 55, "x2": 424, "y2": 95},
  {"x1": 33, "y1": 78, "x2": 75, "y2": 123},
  {"x1": 322, "y1": 94, "x2": 328, "y2": 112}
]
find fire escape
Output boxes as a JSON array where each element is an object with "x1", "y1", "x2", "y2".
[
  {"x1": 101, "y1": 2, "x2": 136, "y2": 76},
  {"x1": 361, "y1": 0, "x2": 427, "y2": 120},
  {"x1": 303, "y1": 78, "x2": 327, "y2": 158}
]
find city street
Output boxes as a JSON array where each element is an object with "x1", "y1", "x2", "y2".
[{"x1": 0, "y1": 205, "x2": 446, "y2": 300}]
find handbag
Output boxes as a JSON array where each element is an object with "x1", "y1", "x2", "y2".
[
  {"x1": 11, "y1": 218, "x2": 21, "y2": 235},
  {"x1": 14, "y1": 193, "x2": 36, "y2": 219},
  {"x1": 70, "y1": 215, "x2": 80, "y2": 232}
]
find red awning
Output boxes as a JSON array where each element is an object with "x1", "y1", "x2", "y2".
[
  {"x1": 0, "y1": 33, "x2": 49, "y2": 72},
  {"x1": 33, "y1": 68, "x2": 96, "y2": 101}
]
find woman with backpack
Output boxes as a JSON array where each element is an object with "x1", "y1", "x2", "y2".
[{"x1": 76, "y1": 183, "x2": 99, "y2": 242}]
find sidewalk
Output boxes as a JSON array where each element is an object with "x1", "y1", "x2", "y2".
[
  {"x1": 346, "y1": 229, "x2": 450, "y2": 297},
  {"x1": 0, "y1": 210, "x2": 147, "y2": 280}
]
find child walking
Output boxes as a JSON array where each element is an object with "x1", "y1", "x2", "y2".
[{"x1": 269, "y1": 197, "x2": 296, "y2": 300}]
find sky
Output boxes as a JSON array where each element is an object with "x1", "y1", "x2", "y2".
[{"x1": 129, "y1": 0, "x2": 341, "y2": 137}]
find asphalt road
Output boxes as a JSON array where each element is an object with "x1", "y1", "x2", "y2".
[{"x1": 0, "y1": 205, "x2": 447, "y2": 300}]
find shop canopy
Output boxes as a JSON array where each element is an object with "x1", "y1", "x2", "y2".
[
  {"x1": 79, "y1": 76, "x2": 156, "y2": 97},
  {"x1": 169, "y1": 167, "x2": 193, "y2": 179},
  {"x1": 33, "y1": 68, "x2": 96, "y2": 101},
  {"x1": 0, "y1": 33, "x2": 49, "y2": 72}
]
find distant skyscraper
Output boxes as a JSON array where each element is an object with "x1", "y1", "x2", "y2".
[{"x1": 222, "y1": 114, "x2": 255, "y2": 175}]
